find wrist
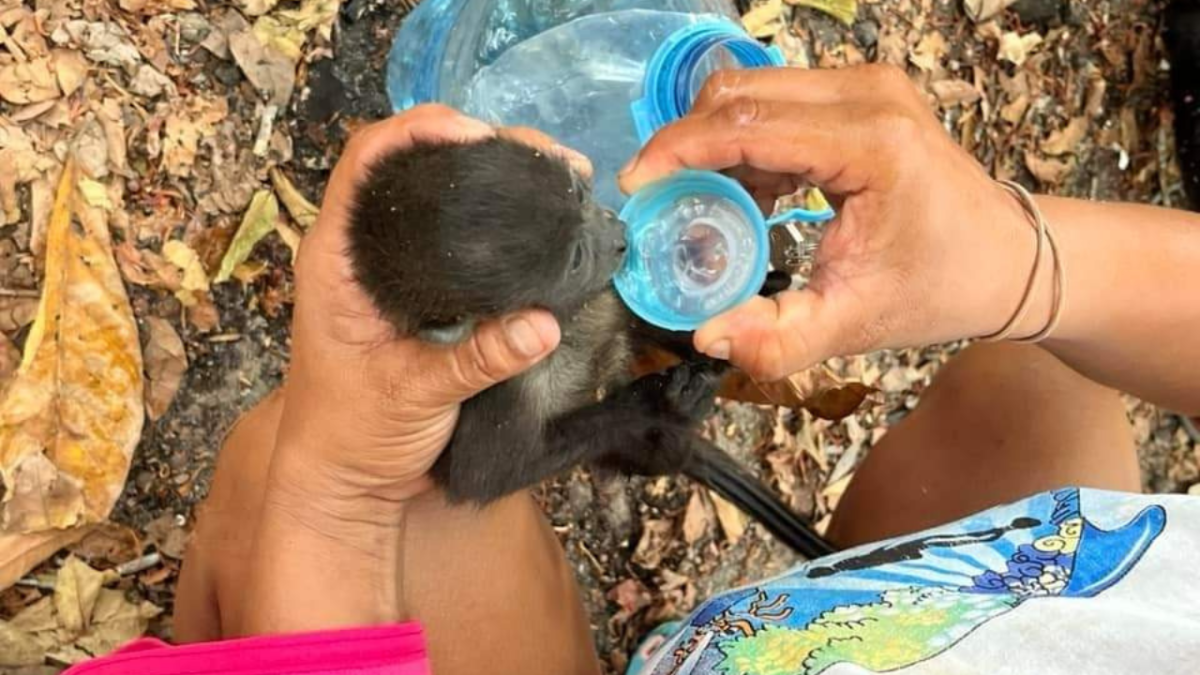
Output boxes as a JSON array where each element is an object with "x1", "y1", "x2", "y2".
[{"x1": 974, "y1": 182, "x2": 1057, "y2": 341}]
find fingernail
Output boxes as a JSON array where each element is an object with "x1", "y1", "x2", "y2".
[
  {"x1": 504, "y1": 316, "x2": 545, "y2": 357},
  {"x1": 704, "y1": 339, "x2": 732, "y2": 361}
]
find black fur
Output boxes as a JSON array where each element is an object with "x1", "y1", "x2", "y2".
[
  {"x1": 347, "y1": 138, "x2": 832, "y2": 558},
  {"x1": 1167, "y1": 0, "x2": 1200, "y2": 208}
]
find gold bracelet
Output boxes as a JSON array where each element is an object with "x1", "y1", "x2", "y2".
[{"x1": 980, "y1": 180, "x2": 1065, "y2": 343}]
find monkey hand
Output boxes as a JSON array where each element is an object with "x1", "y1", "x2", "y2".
[
  {"x1": 268, "y1": 105, "x2": 585, "y2": 522},
  {"x1": 619, "y1": 65, "x2": 1039, "y2": 382}
]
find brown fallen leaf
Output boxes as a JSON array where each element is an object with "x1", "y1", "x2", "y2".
[
  {"x1": 607, "y1": 578, "x2": 651, "y2": 624},
  {"x1": 0, "y1": 57, "x2": 60, "y2": 105},
  {"x1": 119, "y1": 0, "x2": 197, "y2": 14},
  {"x1": 1024, "y1": 151, "x2": 1074, "y2": 185},
  {"x1": 681, "y1": 489, "x2": 713, "y2": 545},
  {"x1": 186, "y1": 294, "x2": 220, "y2": 333},
  {"x1": 162, "y1": 98, "x2": 228, "y2": 178},
  {"x1": 931, "y1": 79, "x2": 982, "y2": 107},
  {"x1": 51, "y1": 49, "x2": 88, "y2": 97},
  {"x1": 631, "y1": 518, "x2": 673, "y2": 569},
  {"x1": 1000, "y1": 94, "x2": 1031, "y2": 124},
  {"x1": 0, "y1": 556, "x2": 159, "y2": 665},
  {"x1": 143, "y1": 318, "x2": 187, "y2": 421},
  {"x1": 229, "y1": 28, "x2": 296, "y2": 106},
  {"x1": 909, "y1": 32, "x2": 948, "y2": 73},
  {"x1": 0, "y1": 159, "x2": 144, "y2": 533},
  {"x1": 710, "y1": 491, "x2": 746, "y2": 543},
  {"x1": 0, "y1": 526, "x2": 90, "y2": 592},
  {"x1": 0, "y1": 333, "x2": 18, "y2": 384},
  {"x1": 69, "y1": 521, "x2": 142, "y2": 568},
  {"x1": 1041, "y1": 117, "x2": 1089, "y2": 157}
]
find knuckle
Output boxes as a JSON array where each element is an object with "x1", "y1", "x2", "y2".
[
  {"x1": 694, "y1": 70, "x2": 741, "y2": 109},
  {"x1": 718, "y1": 96, "x2": 762, "y2": 129},
  {"x1": 456, "y1": 333, "x2": 509, "y2": 389},
  {"x1": 863, "y1": 63, "x2": 908, "y2": 91},
  {"x1": 869, "y1": 106, "x2": 924, "y2": 156}
]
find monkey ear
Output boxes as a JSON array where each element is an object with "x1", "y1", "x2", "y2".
[{"x1": 417, "y1": 319, "x2": 477, "y2": 345}]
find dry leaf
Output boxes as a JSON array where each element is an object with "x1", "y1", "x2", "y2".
[
  {"x1": 144, "y1": 514, "x2": 189, "y2": 559},
  {"x1": 162, "y1": 240, "x2": 210, "y2": 298},
  {"x1": 931, "y1": 79, "x2": 982, "y2": 106},
  {"x1": 51, "y1": 49, "x2": 88, "y2": 97},
  {"x1": 143, "y1": 318, "x2": 186, "y2": 421},
  {"x1": 742, "y1": 0, "x2": 786, "y2": 39},
  {"x1": 119, "y1": 0, "x2": 197, "y2": 14},
  {"x1": 710, "y1": 491, "x2": 746, "y2": 543},
  {"x1": 0, "y1": 526, "x2": 90, "y2": 592},
  {"x1": 631, "y1": 519, "x2": 672, "y2": 569},
  {"x1": 274, "y1": 222, "x2": 302, "y2": 260},
  {"x1": 270, "y1": 167, "x2": 318, "y2": 229},
  {"x1": 964, "y1": 0, "x2": 1018, "y2": 21},
  {"x1": 0, "y1": 57, "x2": 59, "y2": 104},
  {"x1": 0, "y1": 556, "x2": 159, "y2": 665},
  {"x1": 1024, "y1": 151, "x2": 1074, "y2": 184},
  {"x1": 909, "y1": 32, "x2": 947, "y2": 73},
  {"x1": 239, "y1": 0, "x2": 282, "y2": 16},
  {"x1": 69, "y1": 522, "x2": 141, "y2": 567},
  {"x1": 0, "y1": 159, "x2": 144, "y2": 533},
  {"x1": 998, "y1": 31, "x2": 1043, "y2": 66},
  {"x1": 162, "y1": 98, "x2": 228, "y2": 178},
  {"x1": 681, "y1": 489, "x2": 713, "y2": 545},
  {"x1": 1041, "y1": 117, "x2": 1089, "y2": 156},
  {"x1": 786, "y1": 0, "x2": 857, "y2": 25},
  {"x1": 215, "y1": 190, "x2": 279, "y2": 283},
  {"x1": 230, "y1": 20, "x2": 298, "y2": 106},
  {"x1": 0, "y1": 333, "x2": 18, "y2": 384},
  {"x1": 1000, "y1": 93, "x2": 1031, "y2": 124},
  {"x1": 607, "y1": 578, "x2": 651, "y2": 624},
  {"x1": 186, "y1": 293, "x2": 220, "y2": 332}
]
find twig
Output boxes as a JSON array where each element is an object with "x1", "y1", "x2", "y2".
[{"x1": 15, "y1": 576, "x2": 55, "y2": 590}]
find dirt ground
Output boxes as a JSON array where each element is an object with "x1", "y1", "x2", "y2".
[{"x1": 1, "y1": 0, "x2": 1197, "y2": 673}]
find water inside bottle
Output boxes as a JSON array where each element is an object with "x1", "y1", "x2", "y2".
[{"x1": 686, "y1": 45, "x2": 742, "y2": 105}]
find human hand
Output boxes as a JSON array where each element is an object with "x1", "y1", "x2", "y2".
[
  {"x1": 619, "y1": 65, "x2": 1035, "y2": 381},
  {"x1": 271, "y1": 105, "x2": 590, "y2": 520}
]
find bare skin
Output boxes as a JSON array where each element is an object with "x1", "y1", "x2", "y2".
[{"x1": 176, "y1": 65, "x2": 1196, "y2": 674}]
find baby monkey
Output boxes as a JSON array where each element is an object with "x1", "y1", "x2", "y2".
[{"x1": 347, "y1": 137, "x2": 832, "y2": 558}]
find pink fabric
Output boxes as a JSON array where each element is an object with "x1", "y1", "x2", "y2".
[{"x1": 62, "y1": 623, "x2": 430, "y2": 675}]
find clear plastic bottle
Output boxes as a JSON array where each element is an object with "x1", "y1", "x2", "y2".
[{"x1": 386, "y1": 1, "x2": 764, "y2": 208}]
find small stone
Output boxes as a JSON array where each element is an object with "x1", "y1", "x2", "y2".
[
  {"x1": 128, "y1": 64, "x2": 176, "y2": 98},
  {"x1": 213, "y1": 61, "x2": 242, "y2": 88},
  {"x1": 178, "y1": 13, "x2": 212, "y2": 44},
  {"x1": 853, "y1": 20, "x2": 879, "y2": 49}
]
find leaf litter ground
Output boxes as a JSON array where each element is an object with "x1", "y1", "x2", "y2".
[{"x1": 0, "y1": 0, "x2": 1196, "y2": 673}]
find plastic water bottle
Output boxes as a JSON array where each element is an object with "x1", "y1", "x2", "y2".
[{"x1": 386, "y1": 0, "x2": 779, "y2": 209}]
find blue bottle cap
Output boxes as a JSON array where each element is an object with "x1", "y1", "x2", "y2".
[
  {"x1": 631, "y1": 20, "x2": 786, "y2": 142},
  {"x1": 615, "y1": 171, "x2": 770, "y2": 331}
]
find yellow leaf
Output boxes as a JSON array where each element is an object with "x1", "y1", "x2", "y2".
[
  {"x1": 743, "y1": 0, "x2": 786, "y2": 38},
  {"x1": 275, "y1": 0, "x2": 340, "y2": 42},
  {"x1": 270, "y1": 167, "x2": 318, "y2": 229},
  {"x1": 0, "y1": 159, "x2": 144, "y2": 532},
  {"x1": 77, "y1": 178, "x2": 111, "y2": 209},
  {"x1": 162, "y1": 240, "x2": 210, "y2": 294},
  {"x1": 215, "y1": 190, "x2": 279, "y2": 283},
  {"x1": 787, "y1": 0, "x2": 858, "y2": 26},
  {"x1": 709, "y1": 491, "x2": 746, "y2": 543}
]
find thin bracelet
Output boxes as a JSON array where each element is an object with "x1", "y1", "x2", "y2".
[
  {"x1": 979, "y1": 180, "x2": 1047, "y2": 342},
  {"x1": 983, "y1": 180, "x2": 1066, "y2": 344}
]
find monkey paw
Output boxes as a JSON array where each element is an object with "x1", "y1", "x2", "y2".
[{"x1": 663, "y1": 362, "x2": 721, "y2": 423}]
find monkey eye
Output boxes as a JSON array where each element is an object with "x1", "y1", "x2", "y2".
[{"x1": 569, "y1": 243, "x2": 586, "y2": 272}]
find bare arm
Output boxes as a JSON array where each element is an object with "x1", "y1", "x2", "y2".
[{"x1": 1031, "y1": 197, "x2": 1200, "y2": 414}]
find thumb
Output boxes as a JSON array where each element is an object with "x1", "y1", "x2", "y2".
[
  {"x1": 419, "y1": 310, "x2": 562, "y2": 405},
  {"x1": 694, "y1": 289, "x2": 855, "y2": 382}
]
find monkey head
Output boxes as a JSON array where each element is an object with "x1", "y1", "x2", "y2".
[{"x1": 347, "y1": 137, "x2": 627, "y2": 343}]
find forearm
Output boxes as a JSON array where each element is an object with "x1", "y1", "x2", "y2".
[
  {"x1": 1014, "y1": 196, "x2": 1200, "y2": 414},
  {"x1": 238, "y1": 443, "x2": 408, "y2": 636}
]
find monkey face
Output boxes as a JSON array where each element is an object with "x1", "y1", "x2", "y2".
[{"x1": 348, "y1": 137, "x2": 629, "y2": 338}]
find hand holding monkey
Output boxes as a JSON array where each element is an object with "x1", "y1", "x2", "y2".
[{"x1": 267, "y1": 105, "x2": 595, "y2": 521}]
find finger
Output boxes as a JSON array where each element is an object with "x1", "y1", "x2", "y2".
[
  {"x1": 690, "y1": 64, "x2": 916, "y2": 113},
  {"x1": 414, "y1": 310, "x2": 562, "y2": 405},
  {"x1": 619, "y1": 99, "x2": 895, "y2": 196},
  {"x1": 693, "y1": 288, "x2": 860, "y2": 382},
  {"x1": 498, "y1": 127, "x2": 594, "y2": 178}
]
